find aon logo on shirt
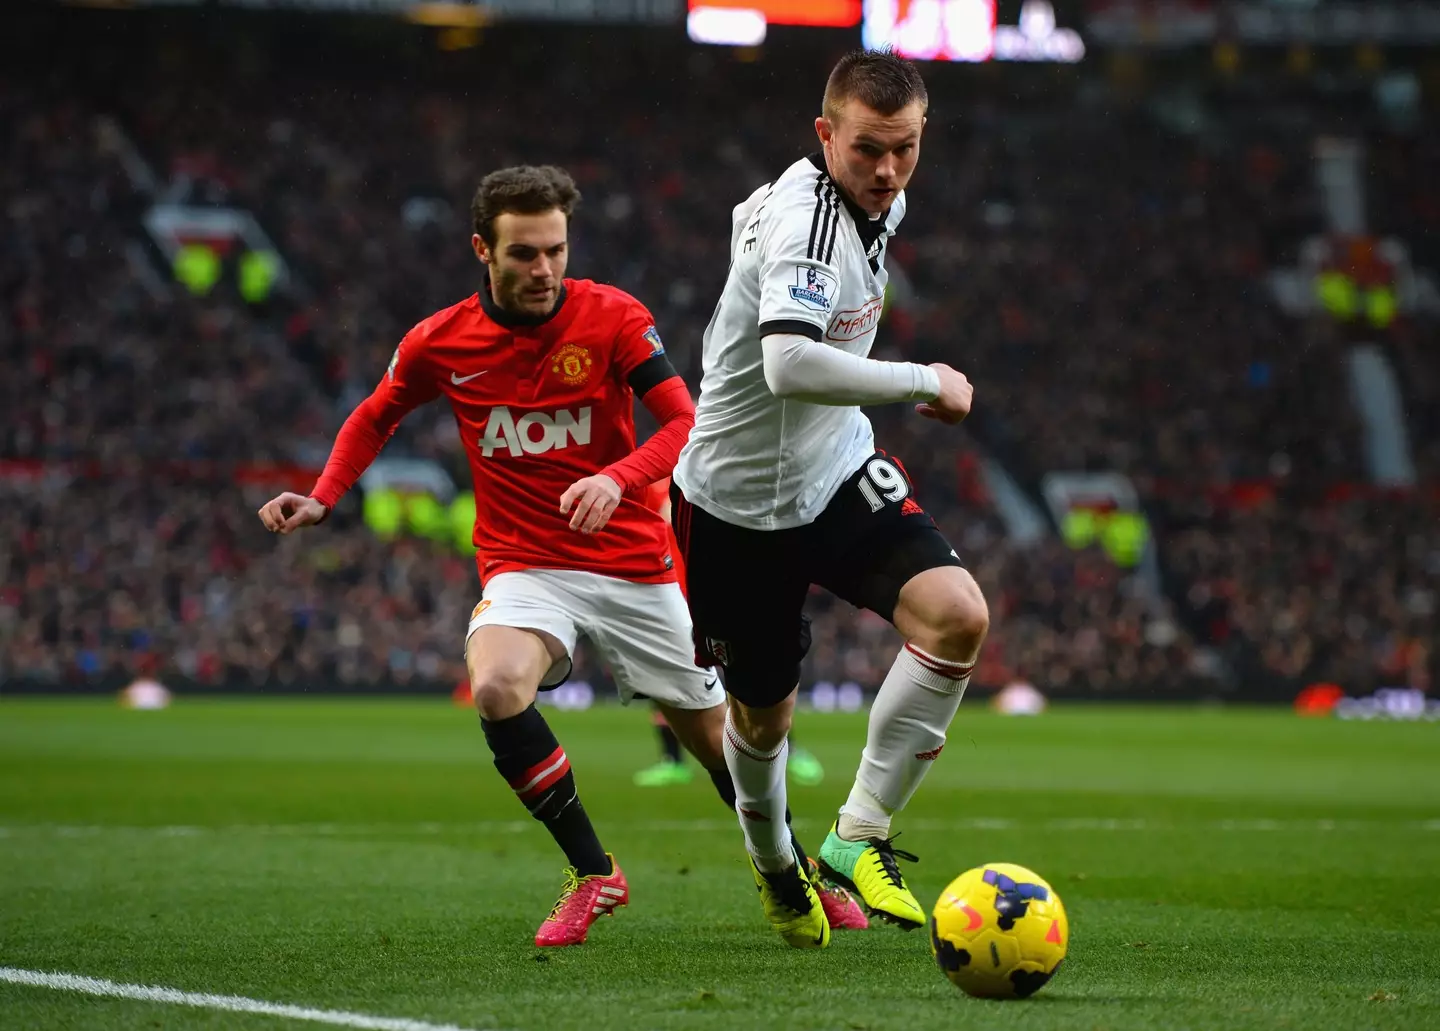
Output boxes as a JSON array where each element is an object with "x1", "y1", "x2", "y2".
[{"x1": 478, "y1": 405, "x2": 592, "y2": 458}]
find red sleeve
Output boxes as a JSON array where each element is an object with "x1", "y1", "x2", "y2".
[
  {"x1": 611, "y1": 296, "x2": 666, "y2": 379},
  {"x1": 599, "y1": 377, "x2": 695, "y2": 494},
  {"x1": 309, "y1": 331, "x2": 440, "y2": 510}
]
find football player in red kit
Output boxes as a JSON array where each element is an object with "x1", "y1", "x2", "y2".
[
  {"x1": 257, "y1": 166, "x2": 862, "y2": 948},
  {"x1": 258, "y1": 165, "x2": 722, "y2": 947}
]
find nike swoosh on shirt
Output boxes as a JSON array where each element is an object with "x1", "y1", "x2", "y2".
[{"x1": 450, "y1": 370, "x2": 489, "y2": 385}]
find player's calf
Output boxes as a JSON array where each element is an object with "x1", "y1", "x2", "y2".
[
  {"x1": 665, "y1": 696, "x2": 794, "y2": 858},
  {"x1": 653, "y1": 697, "x2": 727, "y2": 769},
  {"x1": 681, "y1": 704, "x2": 866, "y2": 926},
  {"x1": 838, "y1": 567, "x2": 987, "y2": 846},
  {"x1": 722, "y1": 701, "x2": 796, "y2": 873},
  {"x1": 660, "y1": 696, "x2": 803, "y2": 870}
]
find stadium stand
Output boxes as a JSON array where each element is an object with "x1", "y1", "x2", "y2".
[{"x1": 2, "y1": 12, "x2": 1434, "y2": 699}]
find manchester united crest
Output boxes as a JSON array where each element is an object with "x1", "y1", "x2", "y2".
[{"x1": 551, "y1": 343, "x2": 593, "y2": 386}]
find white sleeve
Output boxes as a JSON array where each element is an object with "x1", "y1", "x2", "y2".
[
  {"x1": 757, "y1": 188, "x2": 844, "y2": 341},
  {"x1": 762, "y1": 333, "x2": 940, "y2": 406}
]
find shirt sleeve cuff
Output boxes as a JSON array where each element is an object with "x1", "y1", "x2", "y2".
[{"x1": 914, "y1": 363, "x2": 942, "y2": 401}]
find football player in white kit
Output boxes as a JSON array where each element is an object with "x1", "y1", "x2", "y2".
[{"x1": 671, "y1": 49, "x2": 988, "y2": 949}]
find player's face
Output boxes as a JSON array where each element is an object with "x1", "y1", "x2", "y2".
[
  {"x1": 472, "y1": 209, "x2": 569, "y2": 317},
  {"x1": 815, "y1": 100, "x2": 926, "y2": 216}
]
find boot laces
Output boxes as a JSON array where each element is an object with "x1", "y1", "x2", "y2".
[
  {"x1": 869, "y1": 834, "x2": 919, "y2": 889},
  {"x1": 547, "y1": 867, "x2": 583, "y2": 921}
]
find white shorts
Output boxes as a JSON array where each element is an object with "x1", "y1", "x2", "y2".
[{"x1": 465, "y1": 569, "x2": 724, "y2": 710}]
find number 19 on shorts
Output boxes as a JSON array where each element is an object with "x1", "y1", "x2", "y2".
[{"x1": 857, "y1": 457, "x2": 910, "y2": 513}]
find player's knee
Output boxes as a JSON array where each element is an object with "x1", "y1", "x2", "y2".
[
  {"x1": 466, "y1": 626, "x2": 554, "y2": 720},
  {"x1": 930, "y1": 576, "x2": 989, "y2": 656},
  {"x1": 727, "y1": 696, "x2": 794, "y2": 753},
  {"x1": 900, "y1": 568, "x2": 989, "y2": 660},
  {"x1": 467, "y1": 656, "x2": 542, "y2": 720}
]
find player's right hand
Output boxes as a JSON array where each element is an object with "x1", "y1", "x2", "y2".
[
  {"x1": 915, "y1": 364, "x2": 973, "y2": 425},
  {"x1": 257, "y1": 492, "x2": 328, "y2": 535}
]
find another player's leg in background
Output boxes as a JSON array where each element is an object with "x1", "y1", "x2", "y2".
[
  {"x1": 787, "y1": 739, "x2": 825, "y2": 787},
  {"x1": 468, "y1": 624, "x2": 628, "y2": 947},
  {"x1": 819, "y1": 566, "x2": 989, "y2": 928},
  {"x1": 633, "y1": 706, "x2": 693, "y2": 786}
]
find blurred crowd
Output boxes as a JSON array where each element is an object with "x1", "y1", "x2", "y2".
[
  {"x1": 2, "y1": 30, "x2": 1436, "y2": 698},
  {"x1": 1, "y1": 90, "x2": 330, "y2": 469},
  {"x1": 1157, "y1": 491, "x2": 1436, "y2": 694},
  {"x1": 1, "y1": 478, "x2": 473, "y2": 688},
  {"x1": 890, "y1": 112, "x2": 1343, "y2": 484}
]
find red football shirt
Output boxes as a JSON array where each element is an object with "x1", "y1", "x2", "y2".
[{"x1": 311, "y1": 279, "x2": 692, "y2": 586}]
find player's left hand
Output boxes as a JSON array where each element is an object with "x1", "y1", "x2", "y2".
[{"x1": 560, "y1": 474, "x2": 623, "y2": 534}]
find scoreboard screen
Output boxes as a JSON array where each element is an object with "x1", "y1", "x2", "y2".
[
  {"x1": 688, "y1": 0, "x2": 861, "y2": 30},
  {"x1": 863, "y1": 0, "x2": 1085, "y2": 62},
  {"x1": 688, "y1": 0, "x2": 1084, "y2": 61},
  {"x1": 688, "y1": 0, "x2": 861, "y2": 44},
  {"x1": 863, "y1": 0, "x2": 996, "y2": 62}
]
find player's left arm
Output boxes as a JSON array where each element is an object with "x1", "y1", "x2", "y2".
[{"x1": 559, "y1": 306, "x2": 694, "y2": 534}]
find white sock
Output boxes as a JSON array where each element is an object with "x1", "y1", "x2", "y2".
[
  {"x1": 723, "y1": 709, "x2": 793, "y2": 872},
  {"x1": 838, "y1": 643, "x2": 974, "y2": 842}
]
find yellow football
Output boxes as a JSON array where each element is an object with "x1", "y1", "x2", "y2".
[{"x1": 930, "y1": 862, "x2": 1068, "y2": 999}]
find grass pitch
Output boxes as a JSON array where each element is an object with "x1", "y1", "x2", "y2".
[{"x1": 1, "y1": 699, "x2": 1437, "y2": 1031}]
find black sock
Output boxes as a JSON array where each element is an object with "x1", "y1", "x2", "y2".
[
  {"x1": 482, "y1": 705, "x2": 611, "y2": 877},
  {"x1": 708, "y1": 767, "x2": 737, "y2": 809},
  {"x1": 657, "y1": 722, "x2": 683, "y2": 764},
  {"x1": 788, "y1": 811, "x2": 810, "y2": 872},
  {"x1": 708, "y1": 768, "x2": 809, "y2": 869}
]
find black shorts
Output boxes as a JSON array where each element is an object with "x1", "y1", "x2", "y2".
[{"x1": 671, "y1": 450, "x2": 964, "y2": 709}]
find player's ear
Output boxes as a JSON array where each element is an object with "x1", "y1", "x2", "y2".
[
  {"x1": 814, "y1": 116, "x2": 832, "y2": 146},
  {"x1": 471, "y1": 233, "x2": 491, "y2": 265}
]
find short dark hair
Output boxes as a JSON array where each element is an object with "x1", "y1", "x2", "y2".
[
  {"x1": 471, "y1": 165, "x2": 580, "y2": 247},
  {"x1": 822, "y1": 48, "x2": 929, "y2": 122}
]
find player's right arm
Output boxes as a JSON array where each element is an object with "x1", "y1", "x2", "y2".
[
  {"x1": 754, "y1": 188, "x2": 970, "y2": 421},
  {"x1": 257, "y1": 330, "x2": 441, "y2": 534}
]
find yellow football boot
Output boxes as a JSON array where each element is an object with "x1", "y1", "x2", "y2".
[
  {"x1": 749, "y1": 851, "x2": 831, "y2": 948},
  {"x1": 816, "y1": 822, "x2": 924, "y2": 930}
]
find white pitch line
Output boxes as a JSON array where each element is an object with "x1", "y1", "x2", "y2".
[{"x1": 0, "y1": 968, "x2": 489, "y2": 1031}]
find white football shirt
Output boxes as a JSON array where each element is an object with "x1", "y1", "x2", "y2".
[{"x1": 675, "y1": 154, "x2": 906, "y2": 530}]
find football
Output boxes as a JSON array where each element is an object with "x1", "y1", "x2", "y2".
[{"x1": 929, "y1": 862, "x2": 1068, "y2": 999}]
